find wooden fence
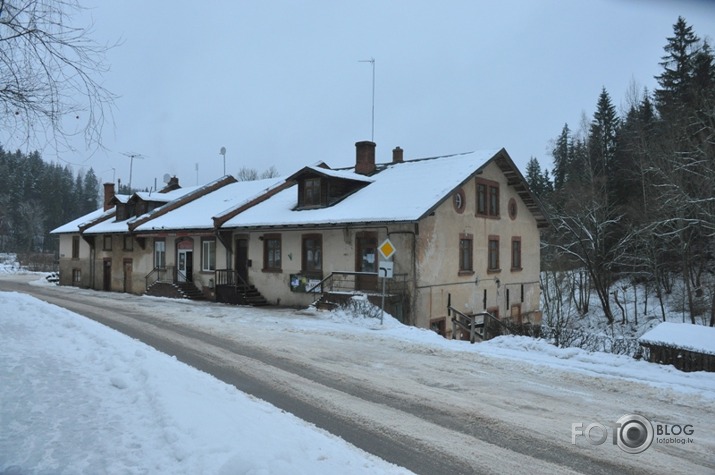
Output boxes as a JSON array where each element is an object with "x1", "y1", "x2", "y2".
[{"x1": 640, "y1": 343, "x2": 715, "y2": 373}]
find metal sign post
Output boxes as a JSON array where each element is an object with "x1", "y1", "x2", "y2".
[{"x1": 378, "y1": 239, "x2": 396, "y2": 325}]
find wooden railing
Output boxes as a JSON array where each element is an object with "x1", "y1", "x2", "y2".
[{"x1": 448, "y1": 306, "x2": 510, "y2": 343}]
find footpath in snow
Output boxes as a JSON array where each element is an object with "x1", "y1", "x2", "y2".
[{"x1": 0, "y1": 291, "x2": 412, "y2": 475}]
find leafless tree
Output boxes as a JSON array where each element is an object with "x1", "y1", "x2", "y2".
[
  {"x1": 260, "y1": 165, "x2": 280, "y2": 179},
  {"x1": 236, "y1": 166, "x2": 259, "y2": 182},
  {"x1": 0, "y1": 0, "x2": 115, "y2": 152},
  {"x1": 236, "y1": 165, "x2": 280, "y2": 181}
]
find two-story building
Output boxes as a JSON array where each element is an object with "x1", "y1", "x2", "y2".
[{"x1": 52, "y1": 141, "x2": 547, "y2": 339}]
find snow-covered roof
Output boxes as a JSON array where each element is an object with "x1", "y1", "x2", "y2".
[
  {"x1": 134, "y1": 177, "x2": 286, "y2": 232},
  {"x1": 112, "y1": 194, "x2": 131, "y2": 204},
  {"x1": 292, "y1": 165, "x2": 374, "y2": 183},
  {"x1": 222, "y1": 150, "x2": 498, "y2": 228},
  {"x1": 82, "y1": 185, "x2": 202, "y2": 235},
  {"x1": 133, "y1": 186, "x2": 200, "y2": 203},
  {"x1": 50, "y1": 207, "x2": 114, "y2": 234},
  {"x1": 639, "y1": 322, "x2": 715, "y2": 356}
]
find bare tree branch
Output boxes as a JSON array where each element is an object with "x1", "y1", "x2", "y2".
[{"x1": 0, "y1": 0, "x2": 116, "y2": 153}]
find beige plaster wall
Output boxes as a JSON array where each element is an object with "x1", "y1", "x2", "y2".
[
  {"x1": 413, "y1": 161, "x2": 542, "y2": 333},
  {"x1": 242, "y1": 224, "x2": 416, "y2": 308}
]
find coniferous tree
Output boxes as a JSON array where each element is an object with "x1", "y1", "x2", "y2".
[
  {"x1": 551, "y1": 124, "x2": 570, "y2": 191},
  {"x1": 525, "y1": 157, "x2": 552, "y2": 199},
  {"x1": 81, "y1": 168, "x2": 100, "y2": 213},
  {"x1": 655, "y1": 16, "x2": 702, "y2": 123}
]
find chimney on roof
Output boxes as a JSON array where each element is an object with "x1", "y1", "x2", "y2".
[
  {"x1": 392, "y1": 146, "x2": 404, "y2": 164},
  {"x1": 355, "y1": 141, "x2": 376, "y2": 175},
  {"x1": 160, "y1": 176, "x2": 180, "y2": 193},
  {"x1": 103, "y1": 182, "x2": 115, "y2": 211}
]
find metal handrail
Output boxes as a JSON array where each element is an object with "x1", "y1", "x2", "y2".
[
  {"x1": 145, "y1": 266, "x2": 176, "y2": 290},
  {"x1": 448, "y1": 306, "x2": 509, "y2": 343},
  {"x1": 215, "y1": 269, "x2": 249, "y2": 288}
]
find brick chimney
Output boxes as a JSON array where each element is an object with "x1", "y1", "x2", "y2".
[
  {"x1": 160, "y1": 176, "x2": 180, "y2": 193},
  {"x1": 355, "y1": 141, "x2": 376, "y2": 175},
  {"x1": 392, "y1": 146, "x2": 404, "y2": 164},
  {"x1": 103, "y1": 182, "x2": 115, "y2": 211}
]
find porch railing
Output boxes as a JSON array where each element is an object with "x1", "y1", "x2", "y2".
[
  {"x1": 448, "y1": 306, "x2": 510, "y2": 343},
  {"x1": 306, "y1": 270, "x2": 408, "y2": 296},
  {"x1": 215, "y1": 269, "x2": 249, "y2": 288},
  {"x1": 145, "y1": 266, "x2": 188, "y2": 290}
]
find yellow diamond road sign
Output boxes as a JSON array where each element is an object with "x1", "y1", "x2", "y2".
[{"x1": 378, "y1": 238, "x2": 396, "y2": 259}]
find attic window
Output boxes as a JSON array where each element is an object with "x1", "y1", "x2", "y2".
[
  {"x1": 453, "y1": 188, "x2": 465, "y2": 213},
  {"x1": 303, "y1": 178, "x2": 321, "y2": 206},
  {"x1": 508, "y1": 198, "x2": 517, "y2": 220}
]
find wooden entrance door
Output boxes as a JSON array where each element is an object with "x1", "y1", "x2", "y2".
[
  {"x1": 235, "y1": 238, "x2": 249, "y2": 285},
  {"x1": 103, "y1": 258, "x2": 111, "y2": 291},
  {"x1": 355, "y1": 232, "x2": 378, "y2": 291},
  {"x1": 123, "y1": 259, "x2": 132, "y2": 292}
]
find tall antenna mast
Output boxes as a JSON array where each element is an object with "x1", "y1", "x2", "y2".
[
  {"x1": 359, "y1": 57, "x2": 375, "y2": 141},
  {"x1": 219, "y1": 146, "x2": 227, "y2": 176},
  {"x1": 121, "y1": 152, "x2": 145, "y2": 191}
]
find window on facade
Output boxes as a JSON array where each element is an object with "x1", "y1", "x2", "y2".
[
  {"x1": 488, "y1": 236, "x2": 500, "y2": 272},
  {"x1": 103, "y1": 235, "x2": 112, "y2": 251},
  {"x1": 154, "y1": 239, "x2": 166, "y2": 269},
  {"x1": 263, "y1": 235, "x2": 282, "y2": 271},
  {"x1": 124, "y1": 235, "x2": 133, "y2": 251},
  {"x1": 453, "y1": 188, "x2": 466, "y2": 213},
  {"x1": 476, "y1": 178, "x2": 499, "y2": 218},
  {"x1": 511, "y1": 237, "x2": 522, "y2": 270},
  {"x1": 303, "y1": 178, "x2": 321, "y2": 206},
  {"x1": 459, "y1": 234, "x2": 473, "y2": 273},
  {"x1": 202, "y1": 239, "x2": 216, "y2": 272},
  {"x1": 489, "y1": 186, "x2": 499, "y2": 216},
  {"x1": 72, "y1": 236, "x2": 80, "y2": 259},
  {"x1": 72, "y1": 269, "x2": 81, "y2": 285},
  {"x1": 476, "y1": 183, "x2": 487, "y2": 215},
  {"x1": 302, "y1": 234, "x2": 322, "y2": 276},
  {"x1": 508, "y1": 198, "x2": 518, "y2": 220}
]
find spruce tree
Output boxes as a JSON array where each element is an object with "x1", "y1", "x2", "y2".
[{"x1": 552, "y1": 124, "x2": 570, "y2": 191}]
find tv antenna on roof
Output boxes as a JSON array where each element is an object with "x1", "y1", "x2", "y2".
[
  {"x1": 358, "y1": 57, "x2": 375, "y2": 141},
  {"x1": 121, "y1": 152, "x2": 145, "y2": 191}
]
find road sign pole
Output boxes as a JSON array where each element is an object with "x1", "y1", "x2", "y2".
[{"x1": 380, "y1": 267, "x2": 387, "y2": 325}]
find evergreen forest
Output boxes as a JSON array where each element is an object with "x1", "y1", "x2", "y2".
[
  {"x1": 525, "y1": 17, "x2": 715, "y2": 326},
  {"x1": 0, "y1": 146, "x2": 100, "y2": 255}
]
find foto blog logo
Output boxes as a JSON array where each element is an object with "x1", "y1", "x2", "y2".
[
  {"x1": 572, "y1": 414, "x2": 654, "y2": 454},
  {"x1": 572, "y1": 414, "x2": 695, "y2": 454}
]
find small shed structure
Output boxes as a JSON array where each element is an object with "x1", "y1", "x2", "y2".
[{"x1": 639, "y1": 322, "x2": 715, "y2": 372}]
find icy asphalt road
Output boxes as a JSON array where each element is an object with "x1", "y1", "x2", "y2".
[{"x1": 2, "y1": 276, "x2": 713, "y2": 475}]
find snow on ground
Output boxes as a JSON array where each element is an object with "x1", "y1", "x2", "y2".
[
  {"x1": 0, "y1": 290, "x2": 413, "y2": 475},
  {"x1": 2, "y1": 264, "x2": 715, "y2": 473}
]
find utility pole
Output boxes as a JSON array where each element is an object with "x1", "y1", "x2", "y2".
[{"x1": 359, "y1": 57, "x2": 375, "y2": 142}]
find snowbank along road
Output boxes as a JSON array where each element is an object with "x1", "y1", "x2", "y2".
[{"x1": 2, "y1": 276, "x2": 713, "y2": 475}]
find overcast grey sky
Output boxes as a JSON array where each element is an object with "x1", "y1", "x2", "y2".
[{"x1": 6, "y1": 0, "x2": 715, "y2": 190}]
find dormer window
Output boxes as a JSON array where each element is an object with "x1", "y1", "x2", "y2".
[
  {"x1": 291, "y1": 165, "x2": 372, "y2": 210},
  {"x1": 303, "y1": 178, "x2": 321, "y2": 207}
]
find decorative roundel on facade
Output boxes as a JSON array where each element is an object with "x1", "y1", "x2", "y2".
[
  {"x1": 508, "y1": 197, "x2": 518, "y2": 220},
  {"x1": 453, "y1": 188, "x2": 466, "y2": 213}
]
